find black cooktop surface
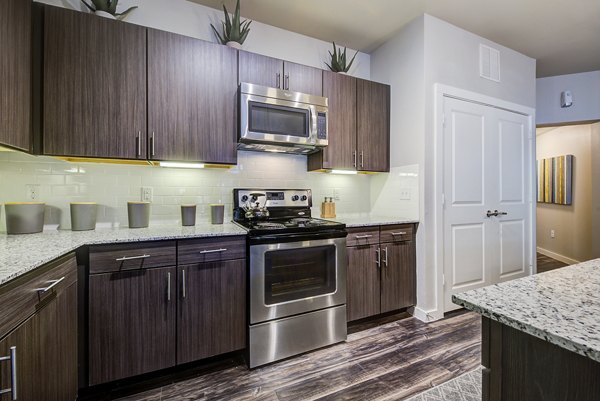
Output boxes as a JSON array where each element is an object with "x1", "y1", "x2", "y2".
[{"x1": 235, "y1": 217, "x2": 345, "y2": 235}]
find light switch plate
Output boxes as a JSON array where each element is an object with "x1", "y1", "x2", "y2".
[
  {"x1": 26, "y1": 184, "x2": 40, "y2": 200},
  {"x1": 141, "y1": 187, "x2": 153, "y2": 202},
  {"x1": 399, "y1": 189, "x2": 411, "y2": 200}
]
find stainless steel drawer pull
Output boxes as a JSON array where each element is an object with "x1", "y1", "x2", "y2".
[
  {"x1": 383, "y1": 247, "x2": 389, "y2": 267},
  {"x1": 167, "y1": 272, "x2": 171, "y2": 301},
  {"x1": 375, "y1": 247, "x2": 381, "y2": 267},
  {"x1": 182, "y1": 269, "x2": 187, "y2": 299},
  {"x1": 199, "y1": 248, "x2": 228, "y2": 254},
  {"x1": 391, "y1": 232, "x2": 408, "y2": 236},
  {"x1": 0, "y1": 346, "x2": 17, "y2": 400},
  {"x1": 115, "y1": 254, "x2": 151, "y2": 262},
  {"x1": 354, "y1": 235, "x2": 373, "y2": 239},
  {"x1": 35, "y1": 277, "x2": 66, "y2": 293}
]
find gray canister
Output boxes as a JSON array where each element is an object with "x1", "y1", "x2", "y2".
[
  {"x1": 181, "y1": 204, "x2": 197, "y2": 226},
  {"x1": 70, "y1": 202, "x2": 97, "y2": 231},
  {"x1": 210, "y1": 204, "x2": 225, "y2": 224},
  {"x1": 127, "y1": 202, "x2": 150, "y2": 228},
  {"x1": 5, "y1": 202, "x2": 45, "y2": 234}
]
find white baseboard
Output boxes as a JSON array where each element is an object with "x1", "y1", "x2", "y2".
[
  {"x1": 537, "y1": 247, "x2": 579, "y2": 265},
  {"x1": 411, "y1": 306, "x2": 444, "y2": 322}
]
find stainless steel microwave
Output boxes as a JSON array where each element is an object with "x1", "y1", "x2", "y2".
[{"x1": 238, "y1": 83, "x2": 328, "y2": 154}]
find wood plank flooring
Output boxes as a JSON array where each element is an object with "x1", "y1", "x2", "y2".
[
  {"x1": 113, "y1": 311, "x2": 481, "y2": 401},
  {"x1": 537, "y1": 252, "x2": 569, "y2": 273}
]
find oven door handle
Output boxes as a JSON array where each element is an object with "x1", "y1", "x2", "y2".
[{"x1": 249, "y1": 230, "x2": 347, "y2": 245}]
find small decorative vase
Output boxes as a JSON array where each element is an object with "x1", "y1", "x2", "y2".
[
  {"x1": 70, "y1": 202, "x2": 97, "y2": 231},
  {"x1": 5, "y1": 202, "x2": 45, "y2": 235},
  {"x1": 226, "y1": 41, "x2": 242, "y2": 50},
  {"x1": 127, "y1": 202, "x2": 150, "y2": 228},
  {"x1": 210, "y1": 204, "x2": 225, "y2": 225},
  {"x1": 181, "y1": 205, "x2": 197, "y2": 227},
  {"x1": 94, "y1": 10, "x2": 117, "y2": 19}
]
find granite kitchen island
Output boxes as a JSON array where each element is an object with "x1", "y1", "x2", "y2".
[{"x1": 453, "y1": 259, "x2": 600, "y2": 401}]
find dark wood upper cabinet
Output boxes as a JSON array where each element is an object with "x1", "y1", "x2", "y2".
[
  {"x1": 177, "y1": 259, "x2": 246, "y2": 364},
  {"x1": 0, "y1": 0, "x2": 31, "y2": 151},
  {"x1": 43, "y1": 7, "x2": 147, "y2": 159},
  {"x1": 346, "y1": 244, "x2": 381, "y2": 322},
  {"x1": 239, "y1": 51, "x2": 284, "y2": 89},
  {"x1": 88, "y1": 267, "x2": 176, "y2": 385},
  {"x1": 148, "y1": 30, "x2": 238, "y2": 164},
  {"x1": 283, "y1": 61, "x2": 322, "y2": 96},
  {"x1": 380, "y1": 240, "x2": 416, "y2": 313},
  {"x1": 308, "y1": 71, "x2": 357, "y2": 170},
  {"x1": 357, "y1": 79, "x2": 390, "y2": 172}
]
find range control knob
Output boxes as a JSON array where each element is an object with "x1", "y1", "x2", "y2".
[
  {"x1": 241, "y1": 195, "x2": 248, "y2": 202},
  {"x1": 301, "y1": 195, "x2": 308, "y2": 201},
  {"x1": 291, "y1": 195, "x2": 300, "y2": 201}
]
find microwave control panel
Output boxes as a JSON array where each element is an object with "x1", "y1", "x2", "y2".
[{"x1": 317, "y1": 112, "x2": 327, "y2": 139}]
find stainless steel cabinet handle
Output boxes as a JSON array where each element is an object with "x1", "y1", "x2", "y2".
[
  {"x1": 383, "y1": 247, "x2": 388, "y2": 267},
  {"x1": 199, "y1": 248, "x2": 228, "y2": 254},
  {"x1": 115, "y1": 254, "x2": 151, "y2": 262},
  {"x1": 182, "y1": 269, "x2": 186, "y2": 299},
  {"x1": 150, "y1": 132, "x2": 156, "y2": 156},
  {"x1": 0, "y1": 346, "x2": 17, "y2": 400},
  {"x1": 353, "y1": 150, "x2": 357, "y2": 168},
  {"x1": 391, "y1": 232, "x2": 407, "y2": 236},
  {"x1": 35, "y1": 276, "x2": 65, "y2": 293},
  {"x1": 167, "y1": 272, "x2": 171, "y2": 301},
  {"x1": 137, "y1": 131, "x2": 142, "y2": 157},
  {"x1": 284, "y1": 74, "x2": 290, "y2": 90},
  {"x1": 354, "y1": 235, "x2": 372, "y2": 239},
  {"x1": 360, "y1": 151, "x2": 364, "y2": 168},
  {"x1": 276, "y1": 72, "x2": 281, "y2": 89},
  {"x1": 375, "y1": 247, "x2": 381, "y2": 268}
]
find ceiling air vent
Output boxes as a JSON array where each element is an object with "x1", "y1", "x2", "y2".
[{"x1": 479, "y1": 44, "x2": 500, "y2": 82}]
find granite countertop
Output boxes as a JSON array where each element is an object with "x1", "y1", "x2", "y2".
[
  {"x1": 332, "y1": 214, "x2": 419, "y2": 228},
  {"x1": 453, "y1": 258, "x2": 600, "y2": 363},
  {"x1": 0, "y1": 223, "x2": 247, "y2": 286}
]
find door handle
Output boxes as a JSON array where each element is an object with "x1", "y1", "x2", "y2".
[
  {"x1": 353, "y1": 150, "x2": 357, "y2": 168},
  {"x1": 35, "y1": 277, "x2": 66, "y2": 293},
  {"x1": 360, "y1": 151, "x2": 364, "y2": 168},
  {"x1": 167, "y1": 272, "x2": 171, "y2": 301},
  {"x1": 383, "y1": 247, "x2": 388, "y2": 267},
  {"x1": 182, "y1": 269, "x2": 186, "y2": 299},
  {"x1": 276, "y1": 72, "x2": 281, "y2": 89},
  {"x1": 486, "y1": 210, "x2": 508, "y2": 218},
  {"x1": 0, "y1": 346, "x2": 17, "y2": 400},
  {"x1": 150, "y1": 132, "x2": 156, "y2": 157},
  {"x1": 136, "y1": 131, "x2": 142, "y2": 157},
  {"x1": 284, "y1": 74, "x2": 290, "y2": 90},
  {"x1": 375, "y1": 247, "x2": 381, "y2": 268}
]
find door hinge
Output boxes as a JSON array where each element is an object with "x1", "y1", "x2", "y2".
[
  {"x1": 442, "y1": 273, "x2": 446, "y2": 287},
  {"x1": 442, "y1": 113, "x2": 446, "y2": 127},
  {"x1": 441, "y1": 193, "x2": 446, "y2": 208}
]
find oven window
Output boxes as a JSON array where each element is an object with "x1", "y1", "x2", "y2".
[
  {"x1": 264, "y1": 245, "x2": 336, "y2": 305},
  {"x1": 248, "y1": 101, "x2": 309, "y2": 138}
]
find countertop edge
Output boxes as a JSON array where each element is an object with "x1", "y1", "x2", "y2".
[{"x1": 452, "y1": 294, "x2": 600, "y2": 363}]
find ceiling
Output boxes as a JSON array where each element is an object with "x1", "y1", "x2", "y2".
[{"x1": 190, "y1": 0, "x2": 600, "y2": 77}]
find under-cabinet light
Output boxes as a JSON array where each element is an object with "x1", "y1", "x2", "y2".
[
  {"x1": 329, "y1": 169, "x2": 358, "y2": 175},
  {"x1": 159, "y1": 161, "x2": 206, "y2": 169}
]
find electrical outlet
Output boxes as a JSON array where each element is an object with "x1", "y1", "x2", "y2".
[
  {"x1": 333, "y1": 188, "x2": 341, "y2": 201},
  {"x1": 551, "y1": 229, "x2": 555, "y2": 239},
  {"x1": 399, "y1": 189, "x2": 411, "y2": 200},
  {"x1": 26, "y1": 185, "x2": 40, "y2": 200},
  {"x1": 141, "y1": 187, "x2": 153, "y2": 202}
]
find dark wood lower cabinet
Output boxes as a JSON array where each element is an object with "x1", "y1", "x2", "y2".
[
  {"x1": 347, "y1": 245, "x2": 380, "y2": 321},
  {"x1": 0, "y1": 258, "x2": 78, "y2": 401},
  {"x1": 381, "y1": 240, "x2": 416, "y2": 313},
  {"x1": 177, "y1": 259, "x2": 246, "y2": 364},
  {"x1": 88, "y1": 267, "x2": 176, "y2": 385}
]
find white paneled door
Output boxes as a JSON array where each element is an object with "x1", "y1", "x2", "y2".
[{"x1": 443, "y1": 96, "x2": 531, "y2": 312}]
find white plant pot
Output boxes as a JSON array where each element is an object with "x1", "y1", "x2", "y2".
[
  {"x1": 226, "y1": 41, "x2": 242, "y2": 50},
  {"x1": 338, "y1": 71, "x2": 349, "y2": 75},
  {"x1": 95, "y1": 10, "x2": 116, "y2": 19}
]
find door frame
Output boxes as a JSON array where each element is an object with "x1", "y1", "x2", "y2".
[{"x1": 433, "y1": 84, "x2": 537, "y2": 314}]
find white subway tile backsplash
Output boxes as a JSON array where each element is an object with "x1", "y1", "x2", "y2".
[{"x1": 0, "y1": 151, "x2": 373, "y2": 230}]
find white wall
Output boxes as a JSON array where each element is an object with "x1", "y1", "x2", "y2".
[
  {"x1": 35, "y1": 0, "x2": 370, "y2": 79},
  {"x1": 0, "y1": 151, "x2": 371, "y2": 231},
  {"x1": 592, "y1": 123, "x2": 600, "y2": 259},
  {"x1": 370, "y1": 14, "x2": 536, "y2": 320},
  {"x1": 536, "y1": 71, "x2": 600, "y2": 126}
]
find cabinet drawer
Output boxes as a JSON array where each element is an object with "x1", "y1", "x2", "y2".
[
  {"x1": 0, "y1": 253, "x2": 77, "y2": 339},
  {"x1": 178, "y1": 236, "x2": 246, "y2": 265},
  {"x1": 346, "y1": 227, "x2": 380, "y2": 247},
  {"x1": 380, "y1": 224, "x2": 413, "y2": 243},
  {"x1": 89, "y1": 241, "x2": 176, "y2": 274}
]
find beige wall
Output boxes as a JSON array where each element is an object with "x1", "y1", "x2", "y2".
[
  {"x1": 536, "y1": 124, "x2": 594, "y2": 263},
  {"x1": 592, "y1": 123, "x2": 600, "y2": 259}
]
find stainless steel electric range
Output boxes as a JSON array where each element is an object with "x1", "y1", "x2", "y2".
[{"x1": 233, "y1": 189, "x2": 348, "y2": 368}]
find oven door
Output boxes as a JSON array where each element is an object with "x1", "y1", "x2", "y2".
[
  {"x1": 240, "y1": 88, "x2": 328, "y2": 147},
  {"x1": 249, "y1": 237, "x2": 346, "y2": 324}
]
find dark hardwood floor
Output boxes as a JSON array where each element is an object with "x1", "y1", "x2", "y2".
[
  {"x1": 537, "y1": 252, "x2": 569, "y2": 273},
  {"x1": 111, "y1": 311, "x2": 481, "y2": 401}
]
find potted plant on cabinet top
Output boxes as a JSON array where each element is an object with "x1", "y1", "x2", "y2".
[
  {"x1": 81, "y1": 0, "x2": 138, "y2": 20},
  {"x1": 325, "y1": 42, "x2": 358, "y2": 74},
  {"x1": 210, "y1": 0, "x2": 252, "y2": 49}
]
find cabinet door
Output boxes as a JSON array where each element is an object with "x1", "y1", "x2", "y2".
[
  {"x1": 88, "y1": 267, "x2": 176, "y2": 385},
  {"x1": 284, "y1": 61, "x2": 323, "y2": 96},
  {"x1": 0, "y1": 0, "x2": 31, "y2": 151},
  {"x1": 148, "y1": 30, "x2": 238, "y2": 164},
  {"x1": 0, "y1": 282, "x2": 77, "y2": 401},
  {"x1": 177, "y1": 260, "x2": 246, "y2": 364},
  {"x1": 381, "y1": 240, "x2": 416, "y2": 313},
  {"x1": 239, "y1": 51, "x2": 283, "y2": 89},
  {"x1": 347, "y1": 245, "x2": 380, "y2": 321},
  {"x1": 357, "y1": 79, "x2": 390, "y2": 172},
  {"x1": 43, "y1": 7, "x2": 146, "y2": 159},
  {"x1": 308, "y1": 71, "x2": 357, "y2": 170}
]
